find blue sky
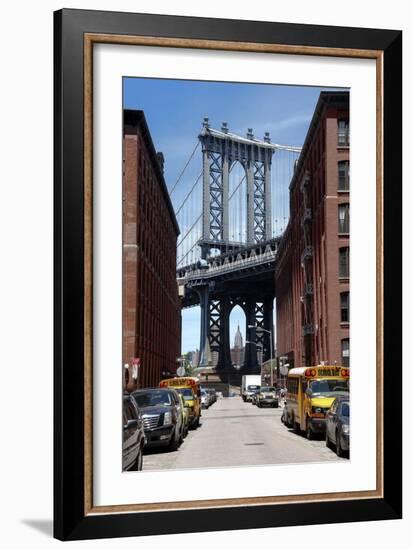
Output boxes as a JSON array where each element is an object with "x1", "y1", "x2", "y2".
[{"x1": 124, "y1": 78, "x2": 345, "y2": 353}]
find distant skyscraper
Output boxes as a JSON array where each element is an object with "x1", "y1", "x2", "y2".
[
  {"x1": 234, "y1": 323, "x2": 243, "y2": 349},
  {"x1": 231, "y1": 323, "x2": 245, "y2": 367}
]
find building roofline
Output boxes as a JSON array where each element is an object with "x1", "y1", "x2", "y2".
[
  {"x1": 276, "y1": 91, "x2": 349, "y2": 271},
  {"x1": 288, "y1": 91, "x2": 349, "y2": 193},
  {"x1": 123, "y1": 109, "x2": 180, "y2": 236}
]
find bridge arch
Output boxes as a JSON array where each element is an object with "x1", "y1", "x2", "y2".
[
  {"x1": 228, "y1": 160, "x2": 247, "y2": 244},
  {"x1": 229, "y1": 304, "x2": 246, "y2": 369}
]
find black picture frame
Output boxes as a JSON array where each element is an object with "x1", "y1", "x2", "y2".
[{"x1": 54, "y1": 8, "x2": 402, "y2": 541}]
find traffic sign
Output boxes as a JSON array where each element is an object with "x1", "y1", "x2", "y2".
[
  {"x1": 280, "y1": 364, "x2": 289, "y2": 376},
  {"x1": 176, "y1": 366, "x2": 186, "y2": 376}
]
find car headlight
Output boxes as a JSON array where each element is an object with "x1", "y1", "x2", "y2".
[
  {"x1": 163, "y1": 411, "x2": 172, "y2": 426},
  {"x1": 342, "y1": 424, "x2": 350, "y2": 434}
]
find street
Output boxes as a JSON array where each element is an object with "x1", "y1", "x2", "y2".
[{"x1": 143, "y1": 394, "x2": 344, "y2": 471}]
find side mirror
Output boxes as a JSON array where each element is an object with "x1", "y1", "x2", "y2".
[{"x1": 124, "y1": 419, "x2": 138, "y2": 430}]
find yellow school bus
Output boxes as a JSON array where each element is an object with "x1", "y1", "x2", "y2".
[
  {"x1": 283, "y1": 365, "x2": 349, "y2": 439},
  {"x1": 159, "y1": 377, "x2": 201, "y2": 429}
]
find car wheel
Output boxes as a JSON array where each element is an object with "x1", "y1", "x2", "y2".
[
  {"x1": 130, "y1": 447, "x2": 143, "y2": 471},
  {"x1": 306, "y1": 419, "x2": 313, "y2": 440},
  {"x1": 325, "y1": 430, "x2": 332, "y2": 449},
  {"x1": 292, "y1": 413, "x2": 300, "y2": 434},
  {"x1": 274, "y1": 403, "x2": 279, "y2": 408},
  {"x1": 169, "y1": 428, "x2": 180, "y2": 451},
  {"x1": 336, "y1": 429, "x2": 343, "y2": 457}
]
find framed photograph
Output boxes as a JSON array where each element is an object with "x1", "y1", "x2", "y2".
[{"x1": 54, "y1": 9, "x2": 402, "y2": 541}]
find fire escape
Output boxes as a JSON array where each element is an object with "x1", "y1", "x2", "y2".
[{"x1": 300, "y1": 171, "x2": 314, "y2": 366}]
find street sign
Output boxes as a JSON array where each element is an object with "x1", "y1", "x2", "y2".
[
  {"x1": 280, "y1": 364, "x2": 289, "y2": 376},
  {"x1": 131, "y1": 358, "x2": 140, "y2": 379},
  {"x1": 176, "y1": 366, "x2": 186, "y2": 376}
]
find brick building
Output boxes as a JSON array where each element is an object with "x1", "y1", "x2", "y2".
[
  {"x1": 123, "y1": 110, "x2": 181, "y2": 391},
  {"x1": 275, "y1": 92, "x2": 350, "y2": 370}
]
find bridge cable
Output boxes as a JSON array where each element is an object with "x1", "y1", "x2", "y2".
[
  {"x1": 177, "y1": 237, "x2": 202, "y2": 267},
  {"x1": 169, "y1": 141, "x2": 200, "y2": 197},
  {"x1": 177, "y1": 213, "x2": 202, "y2": 247},
  {"x1": 178, "y1": 163, "x2": 245, "y2": 247},
  {"x1": 175, "y1": 171, "x2": 202, "y2": 216}
]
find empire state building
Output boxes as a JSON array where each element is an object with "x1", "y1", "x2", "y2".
[{"x1": 231, "y1": 323, "x2": 245, "y2": 368}]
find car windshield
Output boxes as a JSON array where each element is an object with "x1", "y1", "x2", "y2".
[
  {"x1": 133, "y1": 390, "x2": 172, "y2": 407},
  {"x1": 176, "y1": 388, "x2": 194, "y2": 400},
  {"x1": 309, "y1": 379, "x2": 349, "y2": 395},
  {"x1": 248, "y1": 385, "x2": 260, "y2": 391},
  {"x1": 261, "y1": 387, "x2": 276, "y2": 392},
  {"x1": 341, "y1": 403, "x2": 350, "y2": 416}
]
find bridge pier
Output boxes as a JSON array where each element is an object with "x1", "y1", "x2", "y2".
[
  {"x1": 243, "y1": 299, "x2": 259, "y2": 374},
  {"x1": 195, "y1": 283, "x2": 210, "y2": 368},
  {"x1": 215, "y1": 296, "x2": 232, "y2": 371},
  {"x1": 263, "y1": 297, "x2": 274, "y2": 363}
]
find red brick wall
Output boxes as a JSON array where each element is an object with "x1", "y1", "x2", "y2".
[
  {"x1": 123, "y1": 119, "x2": 181, "y2": 390},
  {"x1": 276, "y1": 93, "x2": 349, "y2": 369}
]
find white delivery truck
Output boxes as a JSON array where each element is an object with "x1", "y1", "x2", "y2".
[{"x1": 241, "y1": 375, "x2": 262, "y2": 402}]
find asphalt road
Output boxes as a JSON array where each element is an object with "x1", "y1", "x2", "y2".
[{"x1": 142, "y1": 394, "x2": 345, "y2": 471}]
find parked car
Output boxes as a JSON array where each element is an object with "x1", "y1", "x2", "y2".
[
  {"x1": 201, "y1": 386, "x2": 217, "y2": 405},
  {"x1": 206, "y1": 387, "x2": 217, "y2": 404},
  {"x1": 251, "y1": 389, "x2": 261, "y2": 405},
  {"x1": 177, "y1": 393, "x2": 189, "y2": 438},
  {"x1": 132, "y1": 388, "x2": 184, "y2": 451},
  {"x1": 123, "y1": 393, "x2": 145, "y2": 470},
  {"x1": 159, "y1": 377, "x2": 201, "y2": 429},
  {"x1": 325, "y1": 396, "x2": 350, "y2": 457},
  {"x1": 256, "y1": 386, "x2": 279, "y2": 408},
  {"x1": 201, "y1": 389, "x2": 212, "y2": 409}
]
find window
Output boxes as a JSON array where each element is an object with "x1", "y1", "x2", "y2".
[
  {"x1": 341, "y1": 338, "x2": 350, "y2": 368},
  {"x1": 338, "y1": 119, "x2": 349, "y2": 146},
  {"x1": 340, "y1": 402, "x2": 350, "y2": 416},
  {"x1": 338, "y1": 161, "x2": 350, "y2": 191},
  {"x1": 338, "y1": 203, "x2": 350, "y2": 233},
  {"x1": 340, "y1": 292, "x2": 350, "y2": 323},
  {"x1": 339, "y1": 247, "x2": 350, "y2": 278}
]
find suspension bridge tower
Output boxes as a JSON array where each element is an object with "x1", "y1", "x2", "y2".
[
  {"x1": 176, "y1": 118, "x2": 301, "y2": 377},
  {"x1": 199, "y1": 117, "x2": 273, "y2": 258},
  {"x1": 195, "y1": 118, "x2": 276, "y2": 374}
]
